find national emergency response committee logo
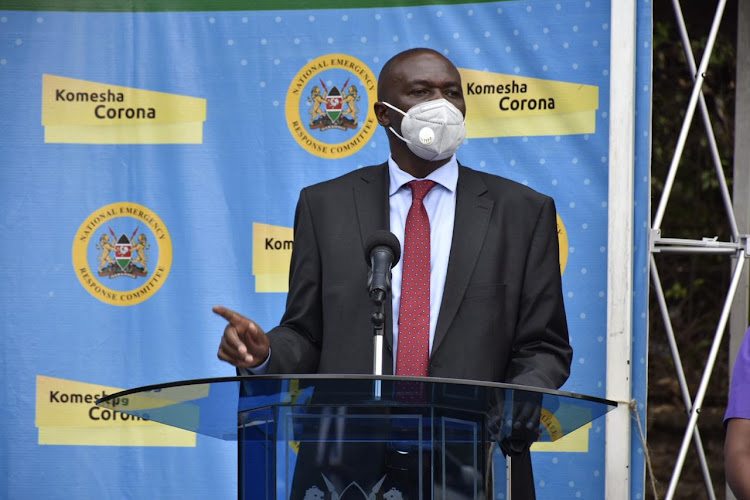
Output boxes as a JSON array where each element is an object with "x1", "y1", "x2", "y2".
[
  {"x1": 72, "y1": 202, "x2": 172, "y2": 306},
  {"x1": 286, "y1": 54, "x2": 378, "y2": 159}
]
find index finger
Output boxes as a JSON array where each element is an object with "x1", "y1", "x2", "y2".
[{"x1": 213, "y1": 305, "x2": 241, "y2": 324}]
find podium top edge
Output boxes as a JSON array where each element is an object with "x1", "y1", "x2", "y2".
[{"x1": 96, "y1": 374, "x2": 617, "y2": 408}]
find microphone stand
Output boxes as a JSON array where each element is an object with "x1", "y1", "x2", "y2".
[
  {"x1": 365, "y1": 231, "x2": 400, "y2": 400},
  {"x1": 370, "y1": 289, "x2": 386, "y2": 399}
]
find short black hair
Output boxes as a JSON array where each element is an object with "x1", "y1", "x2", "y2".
[{"x1": 377, "y1": 48, "x2": 451, "y2": 101}]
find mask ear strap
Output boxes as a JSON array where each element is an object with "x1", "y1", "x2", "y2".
[
  {"x1": 388, "y1": 126, "x2": 411, "y2": 145},
  {"x1": 381, "y1": 101, "x2": 413, "y2": 145},
  {"x1": 381, "y1": 101, "x2": 407, "y2": 117}
]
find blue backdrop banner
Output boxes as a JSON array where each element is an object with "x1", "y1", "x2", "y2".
[{"x1": 0, "y1": 1, "x2": 650, "y2": 498}]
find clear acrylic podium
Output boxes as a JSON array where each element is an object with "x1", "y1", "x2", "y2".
[{"x1": 97, "y1": 375, "x2": 615, "y2": 500}]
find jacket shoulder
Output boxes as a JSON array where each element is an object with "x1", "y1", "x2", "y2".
[
  {"x1": 460, "y1": 164, "x2": 555, "y2": 208},
  {"x1": 303, "y1": 163, "x2": 387, "y2": 195}
]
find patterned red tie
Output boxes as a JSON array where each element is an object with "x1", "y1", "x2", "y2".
[{"x1": 396, "y1": 179, "x2": 436, "y2": 378}]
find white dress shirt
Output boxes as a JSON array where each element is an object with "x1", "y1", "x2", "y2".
[{"x1": 388, "y1": 155, "x2": 458, "y2": 371}]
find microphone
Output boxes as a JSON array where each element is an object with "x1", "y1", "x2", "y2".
[{"x1": 364, "y1": 230, "x2": 401, "y2": 304}]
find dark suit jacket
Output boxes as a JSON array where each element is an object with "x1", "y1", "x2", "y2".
[
  {"x1": 266, "y1": 162, "x2": 571, "y2": 388},
  {"x1": 264, "y1": 162, "x2": 572, "y2": 499}
]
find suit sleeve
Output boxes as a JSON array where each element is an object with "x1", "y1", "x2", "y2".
[
  {"x1": 265, "y1": 188, "x2": 323, "y2": 374},
  {"x1": 506, "y1": 196, "x2": 572, "y2": 389}
]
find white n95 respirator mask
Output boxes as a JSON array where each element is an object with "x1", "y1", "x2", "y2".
[{"x1": 382, "y1": 99, "x2": 466, "y2": 161}]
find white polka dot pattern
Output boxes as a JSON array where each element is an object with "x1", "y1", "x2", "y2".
[{"x1": 396, "y1": 180, "x2": 436, "y2": 377}]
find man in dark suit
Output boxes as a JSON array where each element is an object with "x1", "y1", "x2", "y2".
[{"x1": 215, "y1": 48, "x2": 572, "y2": 499}]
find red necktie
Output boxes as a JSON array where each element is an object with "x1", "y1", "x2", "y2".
[{"x1": 396, "y1": 179, "x2": 436, "y2": 377}]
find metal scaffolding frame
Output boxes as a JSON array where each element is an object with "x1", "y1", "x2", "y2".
[
  {"x1": 649, "y1": 1, "x2": 748, "y2": 499},
  {"x1": 729, "y1": 3, "x2": 750, "y2": 500}
]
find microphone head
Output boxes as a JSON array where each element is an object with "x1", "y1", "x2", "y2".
[{"x1": 364, "y1": 230, "x2": 401, "y2": 267}]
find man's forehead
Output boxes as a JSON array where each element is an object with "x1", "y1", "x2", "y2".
[
  {"x1": 402, "y1": 77, "x2": 462, "y2": 87},
  {"x1": 387, "y1": 53, "x2": 460, "y2": 82}
]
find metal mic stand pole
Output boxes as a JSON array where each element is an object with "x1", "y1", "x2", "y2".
[{"x1": 370, "y1": 289, "x2": 385, "y2": 399}]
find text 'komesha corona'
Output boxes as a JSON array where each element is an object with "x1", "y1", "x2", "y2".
[
  {"x1": 465, "y1": 80, "x2": 556, "y2": 112},
  {"x1": 55, "y1": 87, "x2": 156, "y2": 119}
]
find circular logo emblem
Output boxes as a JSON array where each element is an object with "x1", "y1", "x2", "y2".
[
  {"x1": 539, "y1": 408, "x2": 564, "y2": 441},
  {"x1": 286, "y1": 53, "x2": 378, "y2": 159},
  {"x1": 557, "y1": 213, "x2": 569, "y2": 275},
  {"x1": 72, "y1": 202, "x2": 172, "y2": 306}
]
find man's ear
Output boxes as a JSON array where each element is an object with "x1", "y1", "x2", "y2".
[{"x1": 374, "y1": 101, "x2": 391, "y2": 127}]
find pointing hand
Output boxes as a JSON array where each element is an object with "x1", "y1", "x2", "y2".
[{"x1": 213, "y1": 305, "x2": 270, "y2": 369}]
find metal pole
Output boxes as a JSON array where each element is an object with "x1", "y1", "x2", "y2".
[
  {"x1": 653, "y1": 236, "x2": 741, "y2": 249},
  {"x1": 652, "y1": 0, "x2": 729, "y2": 231},
  {"x1": 373, "y1": 335, "x2": 383, "y2": 376},
  {"x1": 371, "y1": 296, "x2": 385, "y2": 399},
  {"x1": 728, "y1": 1, "x2": 750, "y2": 494},
  {"x1": 654, "y1": 247, "x2": 737, "y2": 255},
  {"x1": 650, "y1": 256, "x2": 717, "y2": 500},
  {"x1": 670, "y1": 0, "x2": 739, "y2": 239},
  {"x1": 665, "y1": 255, "x2": 746, "y2": 499}
]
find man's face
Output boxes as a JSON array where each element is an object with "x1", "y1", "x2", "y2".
[{"x1": 377, "y1": 51, "x2": 466, "y2": 131}]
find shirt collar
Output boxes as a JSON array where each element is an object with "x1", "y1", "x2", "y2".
[{"x1": 388, "y1": 155, "x2": 459, "y2": 196}]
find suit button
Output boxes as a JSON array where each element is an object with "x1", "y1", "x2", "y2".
[
  {"x1": 387, "y1": 346, "x2": 393, "y2": 353},
  {"x1": 431, "y1": 362, "x2": 441, "y2": 369}
]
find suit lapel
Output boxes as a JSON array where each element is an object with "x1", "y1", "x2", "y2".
[
  {"x1": 353, "y1": 163, "x2": 394, "y2": 358},
  {"x1": 354, "y1": 163, "x2": 389, "y2": 248},
  {"x1": 433, "y1": 166, "x2": 493, "y2": 355}
]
